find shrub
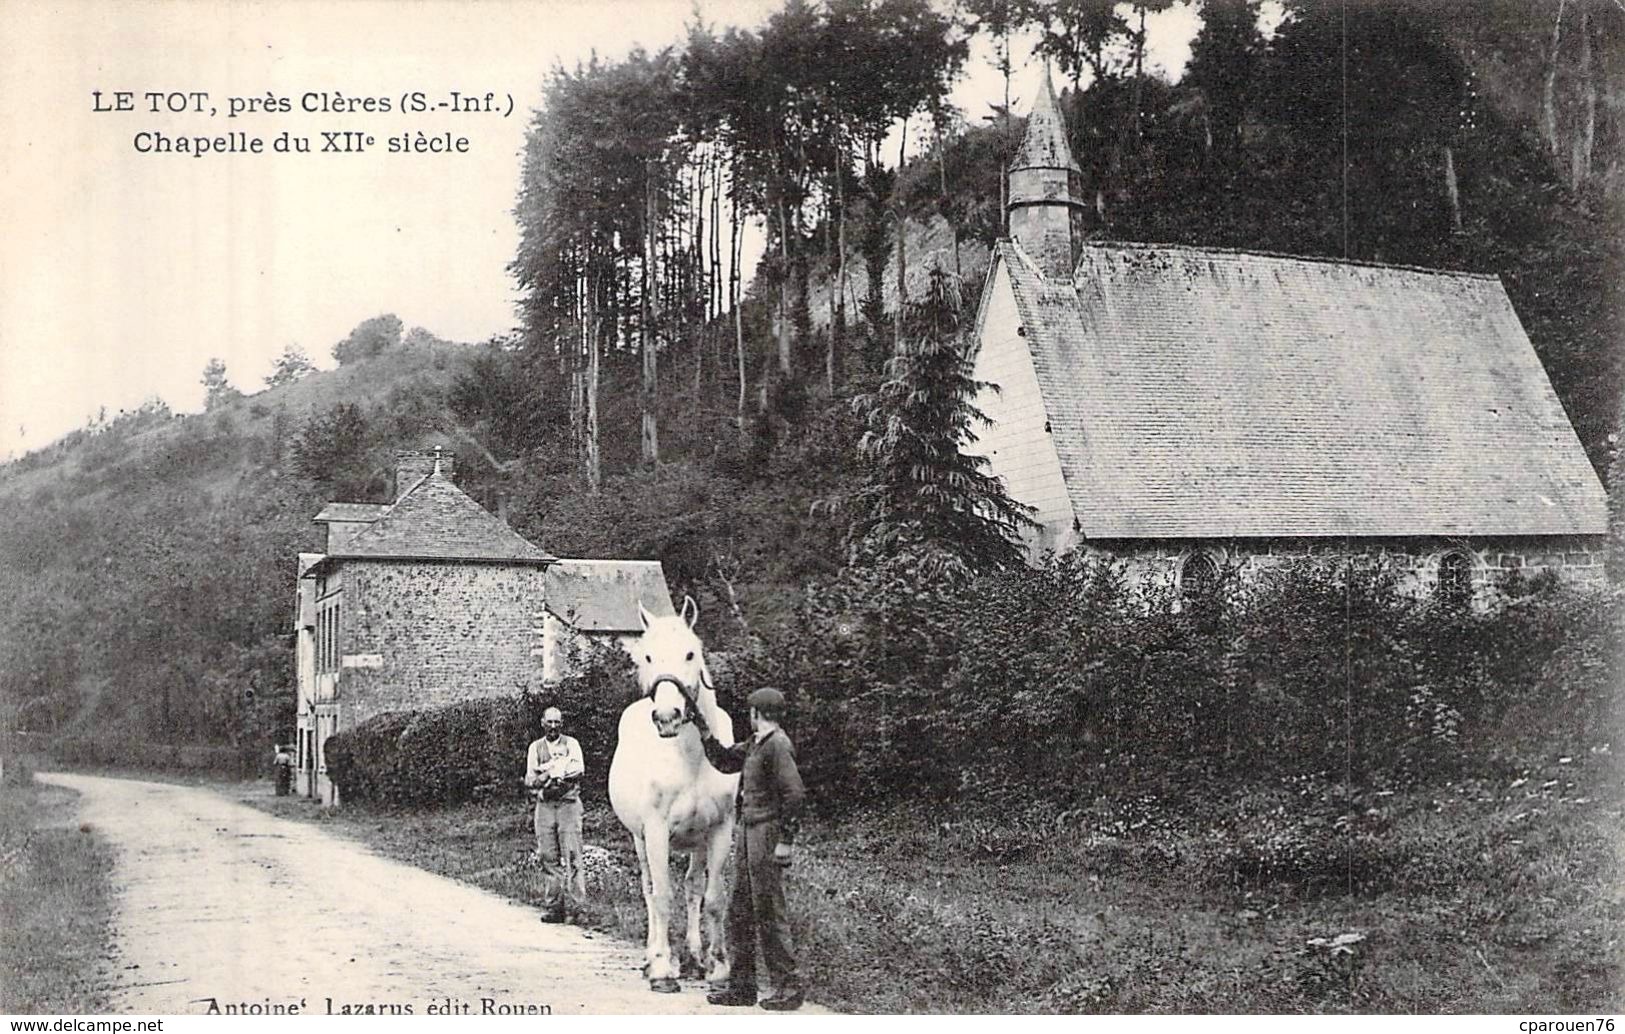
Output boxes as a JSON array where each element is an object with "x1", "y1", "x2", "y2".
[{"x1": 737, "y1": 551, "x2": 1618, "y2": 813}]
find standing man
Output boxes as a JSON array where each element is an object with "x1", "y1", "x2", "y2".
[
  {"x1": 272, "y1": 743, "x2": 293, "y2": 797},
  {"x1": 687, "y1": 687, "x2": 806, "y2": 1011},
  {"x1": 524, "y1": 706, "x2": 585, "y2": 923}
]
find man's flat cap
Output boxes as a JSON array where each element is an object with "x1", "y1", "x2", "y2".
[{"x1": 747, "y1": 687, "x2": 787, "y2": 712}]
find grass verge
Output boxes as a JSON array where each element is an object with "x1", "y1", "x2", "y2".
[
  {"x1": 239, "y1": 748, "x2": 1623, "y2": 1014},
  {"x1": 0, "y1": 762, "x2": 117, "y2": 1013}
]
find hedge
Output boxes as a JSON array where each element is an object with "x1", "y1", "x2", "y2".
[
  {"x1": 321, "y1": 553, "x2": 1621, "y2": 815},
  {"x1": 325, "y1": 647, "x2": 636, "y2": 807},
  {"x1": 731, "y1": 552, "x2": 1623, "y2": 810}
]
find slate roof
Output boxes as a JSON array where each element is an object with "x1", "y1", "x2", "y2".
[
  {"x1": 1010, "y1": 70, "x2": 1079, "y2": 174},
  {"x1": 992, "y1": 240, "x2": 1609, "y2": 538},
  {"x1": 543, "y1": 560, "x2": 675, "y2": 632},
  {"x1": 317, "y1": 470, "x2": 554, "y2": 565},
  {"x1": 312, "y1": 502, "x2": 388, "y2": 524}
]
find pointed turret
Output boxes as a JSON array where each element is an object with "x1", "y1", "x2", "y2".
[{"x1": 1008, "y1": 68, "x2": 1089, "y2": 278}]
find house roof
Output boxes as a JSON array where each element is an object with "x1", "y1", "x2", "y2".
[
  {"x1": 317, "y1": 470, "x2": 554, "y2": 565},
  {"x1": 543, "y1": 560, "x2": 675, "y2": 632},
  {"x1": 312, "y1": 502, "x2": 388, "y2": 524},
  {"x1": 991, "y1": 240, "x2": 1609, "y2": 538}
]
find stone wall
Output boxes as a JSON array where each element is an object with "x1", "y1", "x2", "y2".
[
  {"x1": 1085, "y1": 534, "x2": 1608, "y2": 610},
  {"x1": 337, "y1": 559, "x2": 548, "y2": 726}
]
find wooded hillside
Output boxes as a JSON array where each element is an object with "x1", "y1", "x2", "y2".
[{"x1": 1, "y1": 0, "x2": 1621, "y2": 758}]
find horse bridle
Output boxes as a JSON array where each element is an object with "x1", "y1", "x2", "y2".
[{"x1": 647, "y1": 675, "x2": 698, "y2": 726}]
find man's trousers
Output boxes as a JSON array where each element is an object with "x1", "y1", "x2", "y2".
[
  {"x1": 726, "y1": 818, "x2": 800, "y2": 994},
  {"x1": 533, "y1": 797, "x2": 584, "y2": 914}
]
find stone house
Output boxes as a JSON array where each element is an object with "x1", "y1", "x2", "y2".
[
  {"x1": 292, "y1": 450, "x2": 673, "y2": 803},
  {"x1": 969, "y1": 73, "x2": 1609, "y2": 609}
]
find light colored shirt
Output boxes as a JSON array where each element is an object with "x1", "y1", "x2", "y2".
[{"x1": 525, "y1": 735, "x2": 584, "y2": 802}]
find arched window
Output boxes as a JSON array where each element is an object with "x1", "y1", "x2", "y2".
[
  {"x1": 1437, "y1": 551, "x2": 1474, "y2": 609},
  {"x1": 1180, "y1": 552, "x2": 1221, "y2": 612}
]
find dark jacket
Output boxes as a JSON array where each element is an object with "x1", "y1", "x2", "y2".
[{"x1": 700, "y1": 727, "x2": 806, "y2": 844}]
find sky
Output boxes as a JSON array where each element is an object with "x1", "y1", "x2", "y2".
[{"x1": 0, "y1": 0, "x2": 1208, "y2": 461}]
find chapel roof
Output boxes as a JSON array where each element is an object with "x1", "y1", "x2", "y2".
[{"x1": 989, "y1": 239, "x2": 1608, "y2": 539}]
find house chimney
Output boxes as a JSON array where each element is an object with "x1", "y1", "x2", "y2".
[
  {"x1": 394, "y1": 448, "x2": 452, "y2": 499},
  {"x1": 1007, "y1": 67, "x2": 1089, "y2": 278}
]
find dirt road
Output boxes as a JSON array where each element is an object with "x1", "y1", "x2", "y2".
[{"x1": 38, "y1": 772, "x2": 767, "y2": 1015}]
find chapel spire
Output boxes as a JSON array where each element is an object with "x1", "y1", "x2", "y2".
[{"x1": 1007, "y1": 66, "x2": 1089, "y2": 278}]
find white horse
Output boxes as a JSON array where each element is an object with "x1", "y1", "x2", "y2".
[{"x1": 608, "y1": 596, "x2": 738, "y2": 993}]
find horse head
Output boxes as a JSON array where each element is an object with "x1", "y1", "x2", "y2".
[{"x1": 635, "y1": 595, "x2": 712, "y2": 739}]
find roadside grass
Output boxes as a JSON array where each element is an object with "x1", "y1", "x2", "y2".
[
  {"x1": 0, "y1": 761, "x2": 117, "y2": 1014},
  {"x1": 789, "y1": 753, "x2": 1625, "y2": 1013},
  {"x1": 240, "y1": 748, "x2": 1623, "y2": 1013}
]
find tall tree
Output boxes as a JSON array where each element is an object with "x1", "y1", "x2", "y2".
[
  {"x1": 200, "y1": 358, "x2": 239, "y2": 411},
  {"x1": 1022, "y1": 0, "x2": 1128, "y2": 89},
  {"x1": 1184, "y1": 0, "x2": 1265, "y2": 169},
  {"x1": 847, "y1": 269, "x2": 1036, "y2": 580},
  {"x1": 264, "y1": 344, "x2": 316, "y2": 388},
  {"x1": 964, "y1": 0, "x2": 1020, "y2": 227}
]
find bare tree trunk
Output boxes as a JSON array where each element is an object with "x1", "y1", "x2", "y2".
[
  {"x1": 586, "y1": 256, "x2": 602, "y2": 494},
  {"x1": 894, "y1": 116, "x2": 908, "y2": 355},
  {"x1": 709, "y1": 152, "x2": 722, "y2": 397},
  {"x1": 731, "y1": 188, "x2": 747, "y2": 443},
  {"x1": 937, "y1": 122, "x2": 960, "y2": 281},
  {"x1": 833, "y1": 147, "x2": 847, "y2": 394},
  {"x1": 693, "y1": 157, "x2": 706, "y2": 397},
  {"x1": 708, "y1": 553, "x2": 753, "y2": 639},
  {"x1": 1443, "y1": 144, "x2": 1462, "y2": 233},
  {"x1": 569, "y1": 251, "x2": 585, "y2": 459},
  {"x1": 823, "y1": 194, "x2": 836, "y2": 396},
  {"x1": 641, "y1": 159, "x2": 659, "y2": 467},
  {"x1": 1000, "y1": 33, "x2": 1011, "y2": 233},
  {"x1": 776, "y1": 192, "x2": 792, "y2": 378},
  {"x1": 1544, "y1": 0, "x2": 1567, "y2": 159}
]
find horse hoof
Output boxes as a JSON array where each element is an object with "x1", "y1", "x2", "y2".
[
  {"x1": 679, "y1": 960, "x2": 706, "y2": 981},
  {"x1": 650, "y1": 977, "x2": 681, "y2": 994}
]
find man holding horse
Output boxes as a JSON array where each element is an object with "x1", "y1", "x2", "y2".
[
  {"x1": 687, "y1": 686, "x2": 806, "y2": 1012},
  {"x1": 524, "y1": 706, "x2": 585, "y2": 923}
]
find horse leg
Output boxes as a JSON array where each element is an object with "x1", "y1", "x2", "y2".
[
  {"x1": 630, "y1": 830, "x2": 659, "y2": 979},
  {"x1": 702, "y1": 816, "x2": 734, "y2": 986},
  {"x1": 680, "y1": 844, "x2": 707, "y2": 981},
  {"x1": 642, "y1": 820, "x2": 680, "y2": 992}
]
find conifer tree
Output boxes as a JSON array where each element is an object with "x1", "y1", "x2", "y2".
[
  {"x1": 264, "y1": 345, "x2": 316, "y2": 388},
  {"x1": 200, "y1": 358, "x2": 239, "y2": 411},
  {"x1": 847, "y1": 269, "x2": 1036, "y2": 579}
]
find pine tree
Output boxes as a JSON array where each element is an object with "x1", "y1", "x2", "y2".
[
  {"x1": 264, "y1": 345, "x2": 316, "y2": 388},
  {"x1": 847, "y1": 269, "x2": 1037, "y2": 580},
  {"x1": 200, "y1": 358, "x2": 239, "y2": 411}
]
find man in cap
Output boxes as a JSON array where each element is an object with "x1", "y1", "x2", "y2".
[
  {"x1": 523, "y1": 706, "x2": 585, "y2": 923},
  {"x1": 686, "y1": 686, "x2": 806, "y2": 1011}
]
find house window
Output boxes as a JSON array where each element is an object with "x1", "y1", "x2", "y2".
[
  {"x1": 316, "y1": 603, "x2": 341, "y2": 673},
  {"x1": 1437, "y1": 551, "x2": 1473, "y2": 609},
  {"x1": 1180, "y1": 552, "x2": 1221, "y2": 612},
  {"x1": 329, "y1": 603, "x2": 341, "y2": 670}
]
